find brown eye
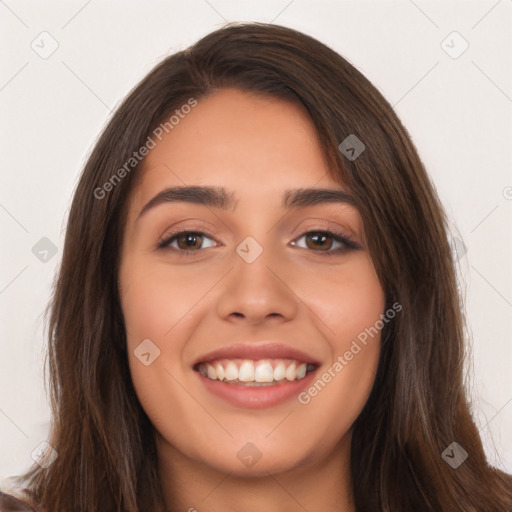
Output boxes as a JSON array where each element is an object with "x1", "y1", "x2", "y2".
[
  {"x1": 304, "y1": 232, "x2": 334, "y2": 251},
  {"x1": 290, "y1": 230, "x2": 360, "y2": 255},
  {"x1": 175, "y1": 232, "x2": 204, "y2": 250},
  {"x1": 158, "y1": 231, "x2": 217, "y2": 252}
]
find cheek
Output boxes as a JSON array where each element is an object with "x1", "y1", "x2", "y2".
[
  {"x1": 292, "y1": 255, "x2": 385, "y2": 423},
  {"x1": 118, "y1": 256, "x2": 186, "y2": 390},
  {"x1": 119, "y1": 255, "x2": 201, "y2": 342},
  {"x1": 294, "y1": 254, "x2": 385, "y2": 343},
  {"x1": 119, "y1": 256, "x2": 200, "y2": 433}
]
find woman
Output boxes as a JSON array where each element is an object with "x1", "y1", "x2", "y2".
[{"x1": 1, "y1": 22, "x2": 510, "y2": 512}]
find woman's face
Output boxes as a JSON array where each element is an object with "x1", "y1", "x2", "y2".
[{"x1": 118, "y1": 88, "x2": 385, "y2": 476}]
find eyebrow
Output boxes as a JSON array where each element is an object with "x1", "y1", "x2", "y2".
[{"x1": 136, "y1": 185, "x2": 356, "y2": 221}]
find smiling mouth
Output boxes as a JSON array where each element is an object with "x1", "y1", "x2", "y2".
[{"x1": 193, "y1": 358, "x2": 318, "y2": 386}]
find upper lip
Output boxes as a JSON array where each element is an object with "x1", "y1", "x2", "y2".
[{"x1": 193, "y1": 342, "x2": 321, "y2": 367}]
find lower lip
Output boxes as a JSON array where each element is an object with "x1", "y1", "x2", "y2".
[{"x1": 195, "y1": 369, "x2": 318, "y2": 409}]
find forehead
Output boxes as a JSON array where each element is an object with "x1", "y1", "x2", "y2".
[{"x1": 129, "y1": 88, "x2": 344, "y2": 214}]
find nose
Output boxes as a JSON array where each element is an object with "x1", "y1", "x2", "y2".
[{"x1": 215, "y1": 241, "x2": 299, "y2": 325}]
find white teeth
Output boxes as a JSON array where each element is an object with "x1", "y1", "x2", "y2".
[
  {"x1": 197, "y1": 358, "x2": 315, "y2": 384},
  {"x1": 285, "y1": 362, "x2": 296, "y2": 381},
  {"x1": 214, "y1": 362, "x2": 225, "y2": 381},
  {"x1": 239, "y1": 361, "x2": 255, "y2": 382},
  {"x1": 206, "y1": 364, "x2": 216, "y2": 380},
  {"x1": 254, "y1": 361, "x2": 274, "y2": 383},
  {"x1": 224, "y1": 361, "x2": 238, "y2": 381},
  {"x1": 273, "y1": 361, "x2": 286, "y2": 381}
]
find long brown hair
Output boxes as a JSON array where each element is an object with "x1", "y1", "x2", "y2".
[{"x1": 2, "y1": 22, "x2": 511, "y2": 512}]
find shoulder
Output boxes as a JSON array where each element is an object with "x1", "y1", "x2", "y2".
[{"x1": 0, "y1": 491, "x2": 36, "y2": 511}]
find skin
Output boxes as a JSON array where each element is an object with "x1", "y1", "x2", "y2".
[{"x1": 118, "y1": 88, "x2": 385, "y2": 512}]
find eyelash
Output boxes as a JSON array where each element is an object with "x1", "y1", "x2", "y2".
[{"x1": 156, "y1": 229, "x2": 361, "y2": 256}]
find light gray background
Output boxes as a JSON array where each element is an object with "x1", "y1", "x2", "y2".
[{"x1": 1, "y1": 0, "x2": 511, "y2": 490}]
